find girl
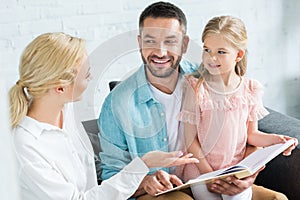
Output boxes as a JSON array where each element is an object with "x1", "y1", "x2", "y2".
[
  {"x1": 9, "y1": 32, "x2": 198, "y2": 200},
  {"x1": 179, "y1": 16, "x2": 298, "y2": 200}
]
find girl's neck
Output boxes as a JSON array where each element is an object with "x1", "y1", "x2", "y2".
[
  {"x1": 27, "y1": 97, "x2": 64, "y2": 128},
  {"x1": 206, "y1": 72, "x2": 241, "y2": 92}
]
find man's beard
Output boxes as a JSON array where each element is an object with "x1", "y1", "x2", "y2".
[{"x1": 141, "y1": 54, "x2": 182, "y2": 78}]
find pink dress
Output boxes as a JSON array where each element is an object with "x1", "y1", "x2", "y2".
[{"x1": 179, "y1": 76, "x2": 269, "y2": 181}]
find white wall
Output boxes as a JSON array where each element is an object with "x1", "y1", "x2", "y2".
[
  {"x1": 0, "y1": 80, "x2": 20, "y2": 200},
  {"x1": 1, "y1": 0, "x2": 300, "y2": 122}
]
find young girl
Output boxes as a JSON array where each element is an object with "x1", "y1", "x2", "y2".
[
  {"x1": 9, "y1": 32, "x2": 198, "y2": 200},
  {"x1": 179, "y1": 16, "x2": 298, "y2": 200}
]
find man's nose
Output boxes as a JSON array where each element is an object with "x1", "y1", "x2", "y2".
[{"x1": 153, "y1": 42, "x2": 168, "y2": 57}]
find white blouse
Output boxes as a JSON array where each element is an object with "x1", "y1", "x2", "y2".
[{"x1": 13, "y1": 103, "x2": 148, "y2": 200}]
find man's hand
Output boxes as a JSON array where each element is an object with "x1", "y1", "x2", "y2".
[
  {"x1": 138, "y1": 170, "x2": 183, "y2": 196},
  {"x1": 208, "y1": 166, "x2": 265, "y2": 196}
]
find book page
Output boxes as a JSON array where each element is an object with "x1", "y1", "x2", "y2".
[
  {"x1": 239, "y1": 140, "x2": 294, "y2": 174},
  {"x1": 216, "y1": 165, "x2": 247, "y2": 176}
]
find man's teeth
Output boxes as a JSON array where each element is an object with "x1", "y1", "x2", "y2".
[{"x1": 153, "y1": 59, "x2": 169, "y2": 64}]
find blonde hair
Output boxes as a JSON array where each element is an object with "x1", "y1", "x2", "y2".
[
  {"x1": 9, "y1": 32, "x2": 86, "y2": 128},
  {"x1": 195, "y1": 15, "x2": 248, "y2": 89}
]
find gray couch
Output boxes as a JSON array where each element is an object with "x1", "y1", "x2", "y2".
[
  {"x1": 82, "y1": 108, "x2": 300, "y2": 200},
  {"x1": 255, "y1": 108, "x2": 300, "y2": 200}
]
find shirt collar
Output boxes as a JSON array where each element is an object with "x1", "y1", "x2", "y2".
[
  {"x1": 18, "y1": 115, "x2": 66, "y2": 139},
  {"x1": 133, "y1": 66, "x2": 154, "y2": 104}
]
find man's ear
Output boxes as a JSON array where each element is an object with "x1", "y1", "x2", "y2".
[
  {"x1": 138, "y1": 35, "x2": 142, "y2": 50},
  {"x1": 236, "y1": 50, "x2": 245, "y2": 62},
  {"x1": 182, "y1": 35, "x2": 189, "y2": 54}
]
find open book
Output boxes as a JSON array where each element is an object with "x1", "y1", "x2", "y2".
[{"x1": 156, "y1": 140, "x2": 294, "y2": 196}]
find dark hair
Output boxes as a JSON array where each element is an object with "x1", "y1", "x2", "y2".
[{"x1": 139, "y1": 1, "x2": 187, "y2": 34}]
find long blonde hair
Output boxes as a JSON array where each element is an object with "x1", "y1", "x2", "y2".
[
  {"x1": 195, "y1": 15, "x2": 248, "y2": 89},
  {"x1": 9, "y1": 32, "x2": 86, "y2": 128}
]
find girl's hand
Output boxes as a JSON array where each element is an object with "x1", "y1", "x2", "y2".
[
  {"x1": 270, "y1": 134, "x2": 298, "y2": 156},
  {"x1": 209, "y1": 175, "x2": 252, "y2": 195},
  {"x1": 209, "y1": 166, "x2": 265, "y2": 195},
  {"x1": 281, "y1": 136, "x2": 298, "y2": 156},
  {"x1": 141, "y1": 151, "x2": 199, "y2": 168}
]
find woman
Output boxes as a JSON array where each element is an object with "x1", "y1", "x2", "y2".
[{"x1": 9, "y1": 32, "x2": 198, "y2": 200}]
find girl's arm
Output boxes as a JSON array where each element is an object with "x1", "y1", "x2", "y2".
[
  {"x1": 184, "y1": 122, "x2": 213, "y2": 174},
  {"x1": 247, "y1": 120, "x2": 298, "y2": 155},
  {"x1": 247, "y1": 120, "x2": 284, "y2": 147}
]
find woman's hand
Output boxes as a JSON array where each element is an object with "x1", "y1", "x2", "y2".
[{"x1": 141, "y1": 150, "x2": 199, "y2": 168}]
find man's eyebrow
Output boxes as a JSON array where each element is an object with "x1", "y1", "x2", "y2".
[
  {"x1": 142, "y1": 34, "x2": 180, "y2": 39},
  {"x1": 165, "y1": 35, "x2": 178, "y2": 39},
  {"x1": 143, "y1": 34, "x2": 155, "y2": 38}
]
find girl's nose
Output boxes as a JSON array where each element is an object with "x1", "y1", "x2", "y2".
[{"x1": 209, "y1": 53, "x2": 217, "y2": 61}]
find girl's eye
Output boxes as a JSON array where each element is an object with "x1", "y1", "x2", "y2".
[
  {"x1": 218, "y1": 50, "x2": 226, "y2": 54},
  {"x1": 204, "y1": 48, "x2": 210, "y2": 53}
]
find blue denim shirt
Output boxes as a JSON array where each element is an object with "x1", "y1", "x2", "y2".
[{"x1": 98, "y1": 60, "x2": 198, "y2": 182}]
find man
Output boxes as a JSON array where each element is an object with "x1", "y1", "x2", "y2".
[{"x1": 98, "y1": 2, "x2": 287, "y2": 200}]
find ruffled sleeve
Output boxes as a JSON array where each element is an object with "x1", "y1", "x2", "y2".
[
  {"x1": 178, "y1": 76, "x2": 199, "y2": 125},
  {"x1": 247, "y1": 79, "x2": 269, "y2": 121}
]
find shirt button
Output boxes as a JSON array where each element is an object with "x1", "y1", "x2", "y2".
[
  {"x1": 161, "y1": 112, "x2": 164, "y2": 116},
  {"x1": 163, "y1": 137, "x2": 168, "y2": 142}
]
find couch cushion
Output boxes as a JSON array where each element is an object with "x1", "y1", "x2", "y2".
[{"x1": 82, "y1": 120, "x2": 102, "y2": 184}]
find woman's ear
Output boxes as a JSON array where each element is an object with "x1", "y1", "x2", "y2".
[
  {"x1": 54, "y1": 86, "x2": 65, "y2": 94},
  {"x1": 236, "y1": 50, "x2": 245, "y2": 62}
]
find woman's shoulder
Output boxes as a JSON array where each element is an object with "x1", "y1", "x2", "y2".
[{"x1": 12, "y1": 118, "x2": 39, "y2": 156}]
